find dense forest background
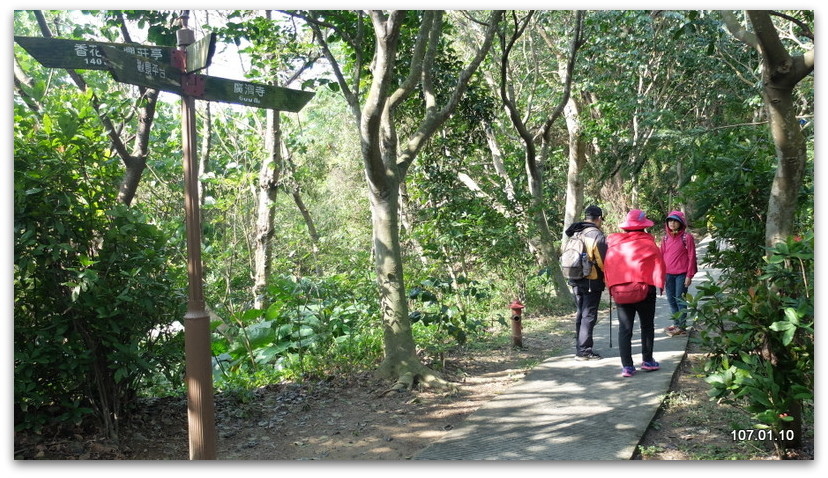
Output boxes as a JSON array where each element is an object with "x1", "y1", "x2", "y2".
[{"x1": 12, "y1": 9, "x2": 813, "y2": 456}]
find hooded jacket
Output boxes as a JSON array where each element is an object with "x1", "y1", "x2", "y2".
[
  {"x1": 564, "y1": 221, "x2": 607, "y2": 286},
  {"x1": 661, "y1": 210, "x2": 698, "y2": 278},
  {"x1": 604, "y1": 230, "x2": 666, "y2": 290}
]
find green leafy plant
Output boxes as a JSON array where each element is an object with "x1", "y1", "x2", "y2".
[
  {"x1": 408, "y1": 276, "x2": 489, "y2": 346},
  {"x1": 688, "y1": 233, "x2": 813, "y2": 457},
  {"x1": 14, "y1": 100, "x2": 186, "y2": 437},
  {"x1": 211, "y1": 273, "x2": 382, "y2": 389}
]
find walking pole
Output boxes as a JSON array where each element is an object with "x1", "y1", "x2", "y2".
[{"x1": 609, "y1": 294, "x2": 613, "y2": 348}]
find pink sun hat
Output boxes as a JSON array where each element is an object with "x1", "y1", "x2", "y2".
[{"x1": 618, "y1": 209, "x2": 654, "y2": 230}]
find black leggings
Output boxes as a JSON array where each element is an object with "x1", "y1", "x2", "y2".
[{"x1": 615, "y1": 285, "x2": 657, "y2": 368}]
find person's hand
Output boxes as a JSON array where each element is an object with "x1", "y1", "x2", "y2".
[
  {"x1": 659, "y1": 288, "x2": 664, "y2": 296},
  {"x1": 684, "y1": 277, "x2": 692, "y2": 288}
]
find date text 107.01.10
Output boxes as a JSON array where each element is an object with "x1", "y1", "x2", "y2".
[{"x1": 731, "y1": 429, "x2": 795, "y2": 441}]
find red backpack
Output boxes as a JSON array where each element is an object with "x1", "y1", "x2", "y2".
[{"x1": 609, "y1": 282, "x2": 649, "y2": 304}]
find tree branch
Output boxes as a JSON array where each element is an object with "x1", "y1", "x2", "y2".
[
  {"x1": 719, "y1": 10, "x2": 758, "y2": 48},
  {"x1": 540, "y1": 10, "x2": 584, "y2": 143},
  {"x1": 398, "y1": 10, "x2": 503, "y2": 174}
]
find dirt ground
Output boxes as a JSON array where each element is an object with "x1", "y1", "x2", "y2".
[
  {"x1": 15, "y1": 317, "x2": 570, "y2": 460},
  {"x1": 14, "y1": 319, "x2": 813, "y2": 461},
  {"x1": 634, "y1": 332, "x2": 814, "y2": 461}
]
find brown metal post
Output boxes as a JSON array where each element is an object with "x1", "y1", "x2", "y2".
[
  {"x1": 178, "y1": 13, "x2": 217, "y2": 460},
  {"x1": 509, "y1": 300, "x2": 524, "y2": 348}
]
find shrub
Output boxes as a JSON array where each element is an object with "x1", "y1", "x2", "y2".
[
  {"x1": 688, "y1": 233, "x2": 813, "y2": 456},
  {"x1": 14, "y1": 103, "x2": 186, "y2": 437}
]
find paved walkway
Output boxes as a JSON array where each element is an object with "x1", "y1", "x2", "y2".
[{"x1": 415, "y1": 238, "x2": 715, "y2": 461}]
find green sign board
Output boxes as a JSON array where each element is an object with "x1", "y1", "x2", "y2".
[
  {"x1": 199, "y1": 76, "x2": 314, "y2": 112},
  {"x1": 101, "y1": 45, "x2": 314, "y2": 112},
  {"x1": 14, "y1": 35, "x2": 172, "y2": 71},
  {"x1": 100, "y1": 45, "x2": 184, "y2": 94},
  {"x1": 18, "y1": 34, "x2": 314, "y2": 113}
]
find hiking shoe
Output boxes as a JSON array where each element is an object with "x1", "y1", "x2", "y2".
[
  {"x1": 575, "y1": 352, "x2": 603, "y2": 361},
  {"x1": 641, "y1": 361, "x2": 660, "y2": 371},
  {"x1": 621, "y1": 366, "x2": 636, "y2": 377}
]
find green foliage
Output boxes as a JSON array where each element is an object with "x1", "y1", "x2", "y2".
[
  {"x1": 406, "y1": 143, "x2": 530, "y2": 286},
  {"x1": 408, "y1": 276, "x2": 490, "y2": 347},
  {"x1": 577, "y1": 10, "x2": 763, "y2": 217},
  {"x1": 211, "y1": 274, "x2": 382, "y2": 389},
  {"x1": 14, "y1": 97, "x2": 186, "y2": 435},
  {"x1": 682, "y1": 135, "x2": 776, "y2": 281},
  {"x1": 89, "y1": 10, "x2": 179, "y2": 46},
  {"x1": 688, "y1": 233, "x2": 813, "y2": 455}
]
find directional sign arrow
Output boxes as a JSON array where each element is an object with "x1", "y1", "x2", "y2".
[
  {"x1": 100, "y1": 45, "x2": 184, "y2": 94},
  {"x1": 100, "y1": 45, "x2": 314, "y2": 112},
  {"x1": 14, "y1": 35, "x2": 172, "y2": 71},
  {"x1": 197, "y1": 76, "x2": 314, "y2": 112}
]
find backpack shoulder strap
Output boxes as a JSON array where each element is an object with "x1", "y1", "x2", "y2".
[{"x1": 580, "y1": 228, "x2": 598, "y2": 260}]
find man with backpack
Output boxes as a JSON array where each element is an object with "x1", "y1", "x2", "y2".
[{"x1": 563, "y1": 205, "x2": 607, "y2": 360}]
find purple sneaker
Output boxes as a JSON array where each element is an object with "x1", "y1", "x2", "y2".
[
  {"x1": 641, "y1": 361, "x2": 660, "y2": 371},
  {"x1": 621, "y1": 366, "x2": 636, "y2": 377}
]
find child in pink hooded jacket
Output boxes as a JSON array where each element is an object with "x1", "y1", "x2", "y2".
[{"x1": 660, "y1": 210, "x2": 698, "y2": 336}]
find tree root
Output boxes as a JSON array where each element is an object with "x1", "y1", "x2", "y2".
[{"x1": 377, "y1": 364, "x2": 458, "y2": 397}]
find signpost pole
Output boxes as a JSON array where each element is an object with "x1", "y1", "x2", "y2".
[
  {"x1": 177, "y1": 14, "x2": 217, "y2": 460},
  {"x1": 15, "y1": 15, "x2": 314, "y2": 461}
]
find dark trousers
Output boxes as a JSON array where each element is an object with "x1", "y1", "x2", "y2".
[
  {"x1": 574, "y1": 284, "x2": 603, "y2": 355},
  {"x1": 616, "y1": 285, "x2": 657, "y2": 368}
]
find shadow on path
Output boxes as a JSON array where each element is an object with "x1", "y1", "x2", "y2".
[{"x1": 414, "y1": 236, "x2": 718, "y2": 460}]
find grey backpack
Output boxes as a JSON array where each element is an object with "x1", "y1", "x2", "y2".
[{"x1": 561, "y1": 231, "x2": 593, "y2": 280}]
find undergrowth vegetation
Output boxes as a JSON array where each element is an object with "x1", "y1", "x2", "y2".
[
  {"x1": 13, "y1": 10, "x2": 813, "y2": 460},
  {"x1": 688, "y1": 234, "x2": 814, "y2": 457}
]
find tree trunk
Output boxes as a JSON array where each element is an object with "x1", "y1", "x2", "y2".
[
  {"x1": 252, "y1": 110, "x2": 282, "y2": 310},
  {"x1": 370, "y1": 186, "x2": 416, "y2": 375},
  {"x1": 746, "y1": 11, "x2": 812, "y2": 248},
  {"x1": 721, "y1": 10, "x2": 813, "y2": 452},
  {"x1": 290, "y1": 188, "x2": 322, "y2": 276},
  {"x1": 306, "y1": 10, "x2": 501, "y2": 388},
  {"x1": 198, "y1": 102, "x2": 212, "y2": 207},
  {"x1": 496, "y1": 12, "x2": 581, "y2": 303},
  {"x1": 561, "y1": 94, "x2": 587, "y2": 238},
  {"x1": 746, "y1": 11, "x2": 811, "y2": 452},
  {"x1": 526, "y1": 162, "x2": 568, "y2": 300},
  {"x1": 720, "y1": 10, "x2": 813, "y2": 248}
]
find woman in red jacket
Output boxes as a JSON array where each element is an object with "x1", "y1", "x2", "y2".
[{"x1": 604, "y1": 210, "x2": 666, "y2": 378}]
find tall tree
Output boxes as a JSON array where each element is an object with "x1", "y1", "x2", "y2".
[
  {"x1": 213, "y1": 9, "x2": 325, "y2": 308},
  {"x1": 561, "y1": 93, "x2": 588, "y2": 240},
  {"x1": 719, "y1": 9, "x2": 813, "y2": 450},
  {"x1": 294, "y1": 10, "x2": 503, "y2": 388},
  {"x1": 253, "y1": 109, "x2": 285, "y2": 309},
  {"x1": 494, "y1": 10, "x2": 584, "y2": 300},
  {"x1": 720, "y1": 10, "x2": 813, "y2": 249}
]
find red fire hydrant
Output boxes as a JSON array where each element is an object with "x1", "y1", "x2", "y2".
[{"x1": 509, "y1": 300, "x2": 525, "y2": 348}]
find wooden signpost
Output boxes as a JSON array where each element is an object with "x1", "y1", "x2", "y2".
[{"x1": 15, "y1": 18, "x2": 314, "y2": 460}]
